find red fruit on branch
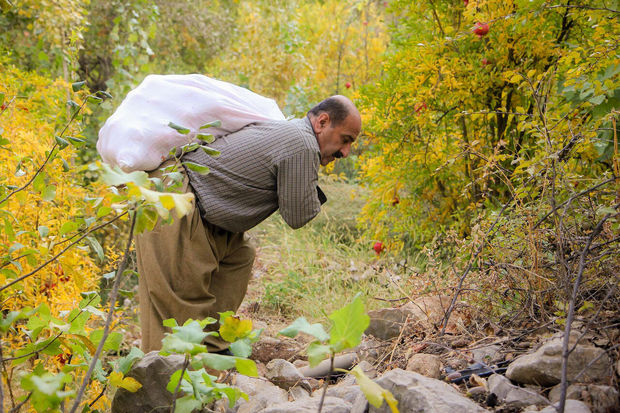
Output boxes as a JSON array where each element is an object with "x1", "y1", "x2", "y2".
[
  {"x1": 482, "y1": 58, "x2": 490, "y2": 66},
  {"x1": 345, "y1": 82, "x2": 352, "y2": 89},
  {"x1": 373, "y1": 241, "x2": 384, "y2": 255},
  {"x1": 415, "y1": 101, "x2": 428, "y2": 113},
  {"x1": 391, "y1": 195, "x2": 400, "y2": 206},
  {"x1": 473, "y1": 22, "x2": 489, "y2": 38},
  {"x1": 464, "y1": 0, "x2": 469, "y2": 6}
]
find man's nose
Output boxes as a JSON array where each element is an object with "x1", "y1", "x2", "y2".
[{"x1": 340, "y1": 143, "x2": 351, "y2": 158}]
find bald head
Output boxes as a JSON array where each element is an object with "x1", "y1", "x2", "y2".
[{"x1": 308, "y1": 95, "x2": 361, "y2": 127}]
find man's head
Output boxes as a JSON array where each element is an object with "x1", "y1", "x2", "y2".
[{"x1": 307, "y1": 95, "x2": 361, "y2": 166}]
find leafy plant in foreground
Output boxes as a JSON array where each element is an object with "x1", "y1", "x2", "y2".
[
  {"x1": 280, "y1": 293, "x2": 398, "y2": 413},
  {"x1": 160, "y1": 313, "x2": 261, "y2": 413}
]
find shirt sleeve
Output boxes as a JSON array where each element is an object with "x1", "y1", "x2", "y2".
[{"x1": 277, "y1": 148, "x2": 321, "y2": 229}]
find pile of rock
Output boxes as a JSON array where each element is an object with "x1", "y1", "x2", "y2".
[{"x1": 112, "y1": 297, "x2": 618, "y2": 413}]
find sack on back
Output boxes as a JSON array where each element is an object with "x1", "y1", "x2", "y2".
[{"x1": 97, "y1": 74, "x2": 285, "y2": 172}]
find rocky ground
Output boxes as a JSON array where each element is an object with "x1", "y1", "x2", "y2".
[{"x1": 112, "y1": 295, "x2": 619, "y2": 413}]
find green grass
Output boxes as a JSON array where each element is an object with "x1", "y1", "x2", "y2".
[{"x1": 246, "y1": 178, "x2": 406, "y2": 324}]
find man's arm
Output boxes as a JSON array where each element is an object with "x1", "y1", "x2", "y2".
[{"x1": 277, "y1": 149, "x2": 322, "y2": 229}]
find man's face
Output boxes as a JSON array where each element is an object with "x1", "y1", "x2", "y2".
[{"x1": 316, "y1": 113, "x2": 361, "y2": 166}]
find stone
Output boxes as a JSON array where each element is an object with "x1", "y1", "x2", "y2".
[
  {"x1": 231, "y1": 374, "x2": 288, "y2": 413},
  {"x1": 266, "y1": 358, "x2": 311, "y2": 391},
  {"x1": 260, "y1": 396, "x2": 352, "y2": 413},
  {"x1": 326, "y1": 384, "x2": 364, "y2": 405},
  {"x1": 405, "y1": 353, "x2": 442, "y2": 378},
  {"x1": 548, "y1": 383, "x2": 619, "y2": 413},
  {"x1": 539, "y1": 399, "x2": 592, "y2": 413},
  {"x1": 111, "y1": 351, "x2": 185, "y2": 413},
  {"x1": 365, "y1": 296, "x2": 468, "y2": 340},
  {"x1": 506, "y1": 335, "x2": 612, "y2": 386},
  {"x1": 289, "y1": 385, "x2": 311, "y2": 401},
  {"x1": 365, "y1": 307, "x2": 411, "y2": 340},
  {"x1": 356, "y1": 336, "x2": 386, "y2": 364},
  {"x1": 366, "y1": 368, "x2": 489, "y2": 412},
  {"x1": 252, "y1": 336, "x2": 301, "y2": 363},
  {"x1": 471, "y1": 345, "x2": 502, "y2": 364},
  {"x1": 487, "y1": 374, "x2": 549, "y2": 408}
]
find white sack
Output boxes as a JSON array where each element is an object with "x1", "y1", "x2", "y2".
[{"x1": 97, "y1": 74, "x2": 285, "y2": 172}]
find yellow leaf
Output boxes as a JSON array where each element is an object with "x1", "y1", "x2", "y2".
[
  {"x1": 109, "y1": 371, "x2": 142, "y2": 392},
  {"x1": 219, "y1": 315, "x2": 252, "y2": 343},
  {"x1": 348, "y1": 366, "x2": 399, "y2": 412}
]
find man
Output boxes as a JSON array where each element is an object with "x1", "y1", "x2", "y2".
[{"x1": 135, "y1": 95, "x2": 361, "y2": 352}]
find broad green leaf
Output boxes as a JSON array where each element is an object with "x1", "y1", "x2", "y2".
[
  {"x1": 235, "y1": 358, "x2": 258, "y2": 377},
  {"x1": 174, "y1": 395, "x2": 202, "y2": 413},
  {"x1": 86, "y1": 236, "x2": 104, "y2": 262},
  {"x1": 199, "y1": 120, "x2": 222, "y2": 129},
  {"x1": 100, "y1": 163, "x2": 149, "y2": 186},
  {"x1": 71, "y1": 81, "x2": 86, "y2": 92},
  {"x1": 108, "y1": 371, "x2": 142, "y2": 392},
  {"x1": 59, "y1": 221, "x2": 78, "y2": 236},
  {"x1": 328, "y1": 293, "x2": 369, "y2": 352},
  {"x1": 55, "y1": 136, "x2": 69, "y2": 149},
  {"x1": 163, "y1": 318, "x2": 178, "y2": 328},
  {"x1": 66, "y1": 136, "x2": 86, "y2": 146},
  {"x1": 279, "y1": 317, "x2": 329, "y2": 342},
  {"x1": 219, "y1": 315, "x2": 252, "y2": 342},
  {"x1": 96, "y1": 206, "x2": 112, "y2": 218},
  {"x1": 0, "y1": 310, "x2": 29, "y2": 333},
  {"x1": 348, "y1": 366, "x2": 399, "y2": 412},
  {"x1": 38, "y1": 225, "x2": 49, "y2": 238},
  {"x1": 183, "y1": 161, "x2": 210, "y2": 175},
  {"x1": 114, "y1": 347, "x2": 144, "y2": 375},
  {"x1": 42, "y1": 185, "x2": 56, "y2": 201},
  {"x1": 168, "y1": 122, "x2": 190, "y2": 134},
  {"x1": 195, "y1": 353, "x2": 236, "y2": 371},
  {"x1": 307, "y1": 342, "x2": 331, "y2": 367},
  {"x1": 230, "y1": 339, "x2": 252, "y2": 358},
  {"x1": 201, "y1": 146, "x2": 221, "y2": 157},
  {"x1": 89, "y1": 330, "x2": 123, "y2": 352},
  {"x1": 136, "y1": 185, "x2": 194, "y2": 219},
  {"x1": 196, "y1": 133, "x2": 215, "y2": 143},
  {"x1": 161, "y1": 320, "x2": 209, "y2": 355}
]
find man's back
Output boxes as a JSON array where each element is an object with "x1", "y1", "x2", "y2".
[{"x1": 183, "y1": 117, "x2": 321, "y2": 232}]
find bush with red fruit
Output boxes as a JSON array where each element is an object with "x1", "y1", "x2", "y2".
[
  {"x1": 373, "y1": 241, "x2": 385, "y2": 255},
  {"x1": 473, "y1": 22, "x2": 489, "y2": 38}
]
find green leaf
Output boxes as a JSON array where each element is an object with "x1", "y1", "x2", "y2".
[
  {"x1": 87, "y1": 96, "x2": 103, "y2": 104},
  {"x1": 279, "y1": 317, "x2": 329, "y2": 342},
  {"x1": 71, "y1": 81, "x2": 86, "y2": 92},
  {"x1": 588, "y1": 95, "x2": 606, "y2": 105},
  {"x1": 89, "y1": 330, "x2": 123, "y2": 352},
  {"x1": 199, "y1": 120, "x2": 222, "y2": 129},
  {"x1": 96, "y1": 206, "x2": 112, "y2": 218},
  {"x1": 307, "y1": 342, "x2": 332, "y2": 367},
  {"x1": 235, "y1": 358, "x2": 258, "y2": 377},
  {"x1": 55, "y1": 136, "x2": 69, "y2": 149},
  {"x1": 161, "y1": 320, "x2": 209, "y2": 355},
  {"x1": 182, "y1": 161, "x2": 210, "y2": 175},
  {"x1": 201, "y1": 146, "x2": 221, "y2": 157},
  {"x1": 168, "y1": 122, "x2": 190, "y2": 135},
  {"x1": 59, "y1": 221, "x2": 78, "y2": 236},
  {"x1": 86, "y1": 236, "x2": 104, "y2": 263},
  {"x1": 196, "y1": 133, "x2": 215, "y2": 143},
  {"x1": 100, "y1": 163, "x2": 149, "y2": 186},
  {"x1": 174, "y1": 395, "x2": 202, "y2": 413},
  {"x1": 38, "y1": 225, "x2": 49, "y2": 238},
  {"x1": 230, "y1": 339, "x2": 252, "y2": 358},
  {"x1": 42, "y1": 185, "x2": 56, "y2": 201},
  {"x1": 195, "y1": 353, "x2": 236, "y2": 371},
  {"x1": 66, "y1": 136, "x2": 86, "y2": 147},
  {"x1": 8, "y1": 242, "x2": 24, "y2": 254},
  {"x1": 114, "y1": 347, "x2": 144, "y2": 375},
  {"x1": 328, "y1": 293, "x2": 369, "y2": 352}
]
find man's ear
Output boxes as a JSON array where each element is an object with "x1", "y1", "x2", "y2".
[{"x1": 315, "y1": 112, "x2": 330, "y2": 132}]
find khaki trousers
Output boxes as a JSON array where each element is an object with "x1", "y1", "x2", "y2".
[{"x1": 135, "y1": 170, "x2": 255, "y2": 353}]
